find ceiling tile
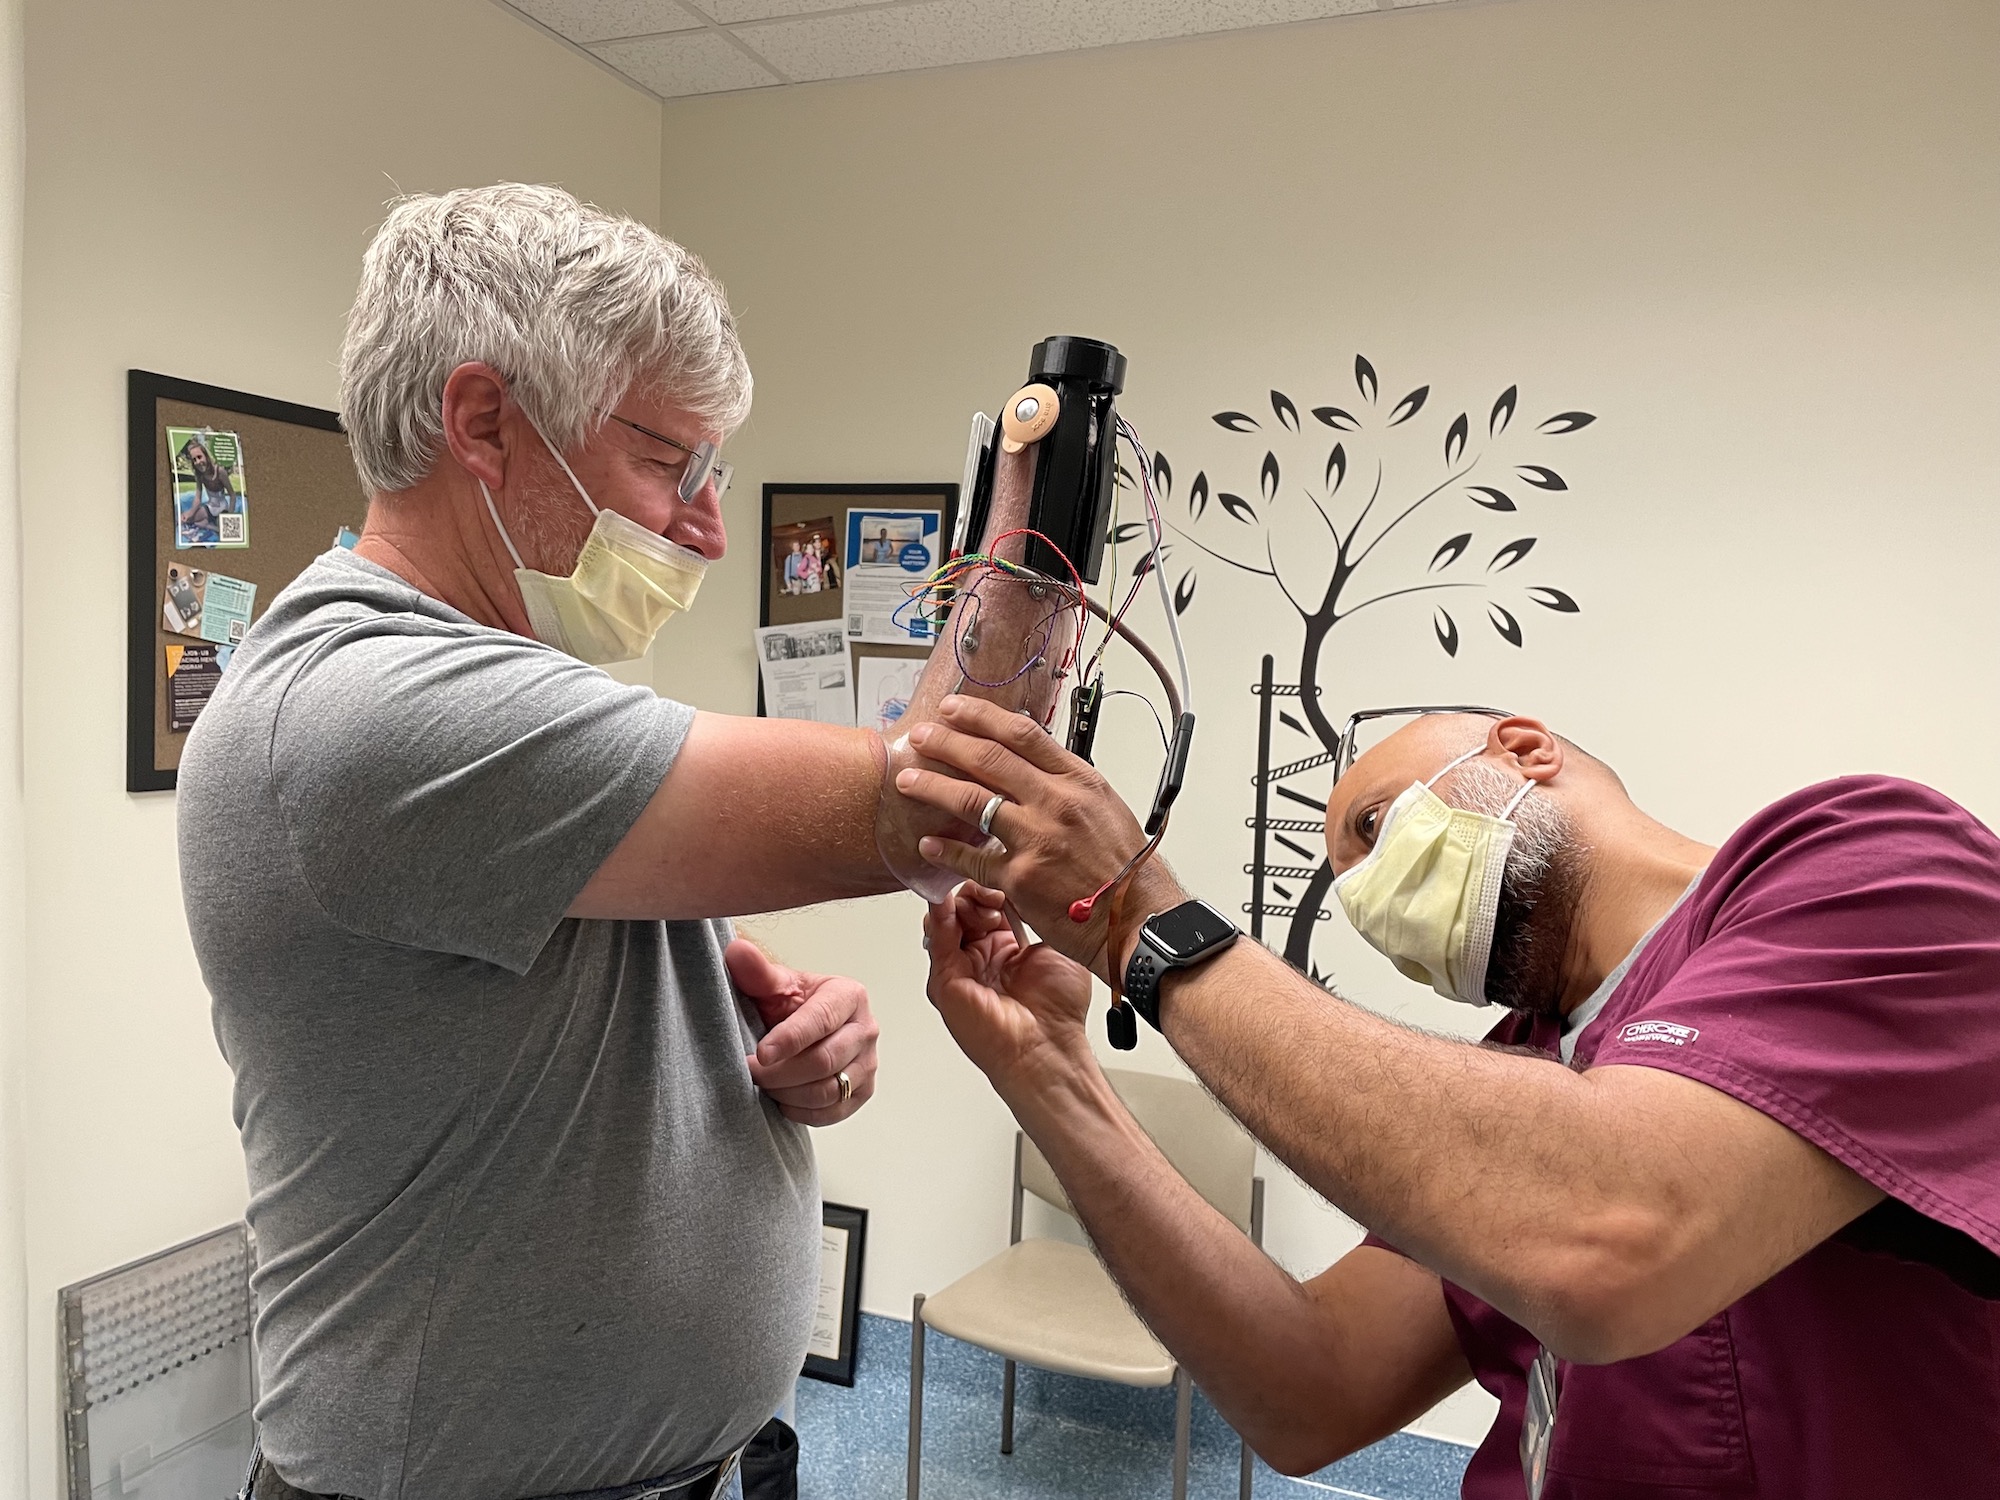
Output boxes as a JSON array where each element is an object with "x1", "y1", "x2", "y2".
[
  {"x1": 507, "y1": 0, "x2": 703, "y2": 46},
  {"x1": 742, "y1": 0, "x2": 1379, "y2": 84},
  {"x1": 692, "y1": 0, "x2": 861, "y2": 21},
  {"x1": 592, "y1": 28, "x2": 783, "y2": 95}
]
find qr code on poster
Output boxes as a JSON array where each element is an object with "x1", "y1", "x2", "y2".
[
  {"x1": 848, "y1": 615, "x2": 863, "y2": 633},
  {"x1": 227, "y1": 618, "x2": 247, "y2": 644},
  {"x1": 219, "y1": 514, "x2": 245, "y2": 543}
]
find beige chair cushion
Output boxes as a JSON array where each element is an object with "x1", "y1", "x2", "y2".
[{"x1": 920, "y1": 1238, "x2": 1176, "y2": 1388}]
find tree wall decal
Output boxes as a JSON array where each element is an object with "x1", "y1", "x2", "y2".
[{"x1": 1131, "y1": 354, "x2": 1596, "y2": 976}]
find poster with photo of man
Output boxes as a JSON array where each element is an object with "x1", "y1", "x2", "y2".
[{"x1": 168, "y1": 426, "x2": 249, "y2": 548}]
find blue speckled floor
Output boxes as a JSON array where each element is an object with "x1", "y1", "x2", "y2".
[{"x1": 794, "y1": 1314, "x2": 1469, "y2": 1500}]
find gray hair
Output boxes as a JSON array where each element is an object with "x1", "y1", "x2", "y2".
[{"x1": 339, "y1": 182, "x2": 752, "y2": 496}]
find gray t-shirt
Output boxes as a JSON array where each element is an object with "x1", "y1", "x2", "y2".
[{"x1": 178, "y1": 549, "x2": 817, "y2": 1500}]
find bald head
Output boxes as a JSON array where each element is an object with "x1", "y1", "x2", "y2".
[{"x1": 1324, "y1": 713, "x2": 1622, "y2": 877}]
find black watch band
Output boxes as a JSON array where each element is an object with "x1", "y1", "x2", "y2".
[
  {"x1": 1121, "y1": 899, "x2": 1240, "y2": 1035},
  {"x1": 1124, "y1": 947, "x2": 1166, "y2": 1033}
]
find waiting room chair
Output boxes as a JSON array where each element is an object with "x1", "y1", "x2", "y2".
[{"x1": 906, "y1": 1068, "x2": 1265, "y2": 1500}]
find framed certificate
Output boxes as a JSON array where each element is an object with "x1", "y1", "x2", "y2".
[{"x1": 803, "y1": 1201, "x2": 868, "y2": 1386}]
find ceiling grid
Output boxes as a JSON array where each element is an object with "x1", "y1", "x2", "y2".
[{"x1": 502, "y1": 0, "x2": 1472, "y2": 99}]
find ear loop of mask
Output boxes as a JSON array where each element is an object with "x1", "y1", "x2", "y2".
[
  {"x1": 1426, "y1": 745, "x2": 1537, "y2": 819},
  {"x1": 478, "y1": 410, "x2": 602, "y2": 574}
]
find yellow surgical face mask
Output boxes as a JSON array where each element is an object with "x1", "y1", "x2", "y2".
[
  {"x1": 1332, "y1": 747, "x2": 1535, "y2": 1007},
  {"x1": 481, "y1": 416, "x2": 708, "y2": 665}
]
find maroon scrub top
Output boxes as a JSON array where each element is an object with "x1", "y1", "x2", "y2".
[{"x1": 1421, "y1": 777, "x2": 2000, "y2": 1498}]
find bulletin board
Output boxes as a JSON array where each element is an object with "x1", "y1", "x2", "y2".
[
  {"x1": 126, "y1": 370, "x2": 366, "y2": 792},
  {"x1": 758, "y1": 482, "x2": 957, "y2": 723}
]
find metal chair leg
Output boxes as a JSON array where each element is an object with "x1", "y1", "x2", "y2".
[
  {"x1": 1000, "y1": 1359, "x2": 1017, "y2": 1455},
  {"x1": 1240, "y1": 1433, "x2": 1254, "y2": 1500},
  {"x1": 1173, "y1": 1368, "x2": 1192, "y2": 1500},
  {"x1": 907, "y1": 1294, "x2": 926, "y2": 1500}
]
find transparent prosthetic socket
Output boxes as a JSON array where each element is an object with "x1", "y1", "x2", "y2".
[{"x1": 873, "y1": 443, "x2": 1081, "y2": 901}]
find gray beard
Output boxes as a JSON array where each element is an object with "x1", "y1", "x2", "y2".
[{"x1": 1438, "y1": 759, "x2": 1584, "y2": 1018}]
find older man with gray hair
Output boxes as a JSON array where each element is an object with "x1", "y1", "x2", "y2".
[{"x1": 179, "y1": 183, "x2": 951, "y2": 1500}]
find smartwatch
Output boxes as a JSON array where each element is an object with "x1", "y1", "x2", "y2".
[{"x1": 1122, "y1": 899, "x2": 1240, "y2": 1034}]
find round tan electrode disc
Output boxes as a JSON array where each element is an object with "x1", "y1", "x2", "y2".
[{"x1": 1000, "y1": 384, "x2": 1060, "y2": 453}]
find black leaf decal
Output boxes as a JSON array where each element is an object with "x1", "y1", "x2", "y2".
[
  {"x1": 1445, "y1": 412, "x2": 1469, "y2": 466},
  {"x1": 1275, "y1": 883, "x2": 1294, "y2": 901},
  {"x1": 1430, "y1": 532, "x2": 1473, "y2": 571},
  {"x1": 1355, "y1": 355, "x2": 1378, "y2": 405},
  {"x1": 1387, "y1": 386, "x2": 1430, "y2": 426},
  {"x1": 1174, "y1": 571, "x2": 1197, "y2": 615},
  {"x1": 1116, "y1": 463, "x2": 1137, "y2": 488},
  {"x1": 1537, "y1": 411, "x2": 1596, "y2": 435},
  {"x1": 1213, "y1": 411, "x2": 1259, "y2": 433},
  {"x1": 1109, "y1": 522, "x2": 1146, "y2": 545},
  {"x1": 1152, "y1": 449, "x2": 1172, "y2": 498},
  {"x1": 1434, "y1": 607, "x2": 1460, "y2": 658},
  {"x1": 1325, "y1": 443, "x2": 1347, "y2": 493},
  {"x1": 1260, "y1": 451, "x2": 1280, "y2": 502},
  {"x1": 1271, "y1": 391, "x2": 1300, "y2": 432},
  {"x1": 1131, "y1": 550, "x2": 1157, "y2": 581},
  {"x1": 1528, "y1": 586, "x2": 1581, "y2": 613},
  {"x1": 1490, "y1": 385, "x2": 1517, "y2": 437},
  {"x1": 1311, "y1": 405, "x2": 1360, "y2": 431},
  {"x1": 1218, "y1": 492, "x2": 1259, "y2": 525},
  {"x1": 1190, "y1": 471, "x2": 1210, "y2": 522},
  {"x1": 1517, "y1": 466, "x2": 1568, "y2": 491},
  {"x1": 1488, "y1": 537, "x2": 1536, "y2": 572},
  {"x1": 1468, "y1": 486, "x2": 1516, "y2": 512},
  {"x1": 1489, "y1": 603, "x2": 1524, "y2": 647}
]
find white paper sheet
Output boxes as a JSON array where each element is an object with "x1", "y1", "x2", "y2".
[
  {"x1": 857, "y1": 655, "x2": 924, "y2": 735},
  {"x1": 754, "y1": 623, "x2": 854, "y2": 725}
]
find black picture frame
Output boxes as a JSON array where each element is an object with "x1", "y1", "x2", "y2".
[
  {"x1": 757, "y1": 482, "x2": 957, "y2": 718},
  {"x1": 802, "y1": 1201, "x2": 868, "y2": 1387},
  {"x1": 127, "y1": 370, "x2": 347, "y2": 793}
]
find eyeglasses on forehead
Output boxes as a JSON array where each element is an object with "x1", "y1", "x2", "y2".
[
  {"x1": 1332, "y1": 705, "x2": 1514, "y2": 784},
  {"x1": 607, "y1": 412, "x2": 733, "y2": 504}
]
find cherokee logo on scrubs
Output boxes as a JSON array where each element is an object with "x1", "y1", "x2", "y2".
[{"x1": 1618, "y1": 1020, "x2": 1700, "y2": 1047}]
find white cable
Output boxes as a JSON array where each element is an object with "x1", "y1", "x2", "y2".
[{"x1": 1116, "y1": 416, "x2": 1195, "y2": 717}]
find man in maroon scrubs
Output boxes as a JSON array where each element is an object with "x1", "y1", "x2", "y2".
[{"x1": 901, "y1": 701, "x2": 2000, "y2": 1498}]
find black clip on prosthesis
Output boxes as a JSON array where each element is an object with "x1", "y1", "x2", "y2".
[{"x1": 961, "y1": 336, "x2": 1193, "y2": 822}]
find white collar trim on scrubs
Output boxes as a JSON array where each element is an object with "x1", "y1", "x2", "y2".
[{"x1": 1559, "y1": 874, "x2": 1706, "y2": 1065}]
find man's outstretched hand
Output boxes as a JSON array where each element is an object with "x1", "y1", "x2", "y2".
[
  {"x1": 726, "y1": 938, "x2": 879, "y2": 1125},
  {"x1": 923, "y1": 882, "x2": 1098, "y2": 1105},
  {"x1": 895, "y1": 695, "x2": 1185, "y2": 979}
]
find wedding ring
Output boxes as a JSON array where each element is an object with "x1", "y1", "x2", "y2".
[
  {"x1": 978, "y1": 792, "x2": 1007, "y2": 837},
  {"x1": 837, "y1": 1070, "x2": 854, "y2": 1103}
]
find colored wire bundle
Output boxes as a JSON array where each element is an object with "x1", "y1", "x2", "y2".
[{"x1": 892, "y1": 527, "x2": 1088, "y2": 713}]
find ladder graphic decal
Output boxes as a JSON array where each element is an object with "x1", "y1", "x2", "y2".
[{"x1": 1245, "y1": 654, "x2": 1337, "y2": 977}]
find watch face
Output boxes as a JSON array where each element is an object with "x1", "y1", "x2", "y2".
[{"x1": 1149, "y1": 900, "x2": 1238, "y2": 961}]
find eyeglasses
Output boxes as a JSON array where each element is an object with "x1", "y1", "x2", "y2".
[
  {"x1": 607, "y1": 413, "x2": 733, "y2": 504},
  {"x1": 1332, "y1": 705, "x2": 1514, "y2": 783}
]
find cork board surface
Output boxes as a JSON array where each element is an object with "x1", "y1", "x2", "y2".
[
  {"x1": 130, "y1": 374, "x2": 365, "y2": 789},
  {"x1": 758, "y1": 483, "x2": 957, "y2": 718}
]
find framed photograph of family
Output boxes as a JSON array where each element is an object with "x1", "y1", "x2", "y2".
[{"x1": 757, "y1": 482, "x2": 958, "y2": 725}]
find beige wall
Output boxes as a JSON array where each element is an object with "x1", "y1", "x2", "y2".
[
  {"x1": 655, "y1": 0, "x2": 2000, "y2": 1446},
  {"x1": 17, "y1": 1, "x2": 658, "y2": 1492},
  {"x1": 9, "y1": 0, "x2": 1998, "y2": 1481}
]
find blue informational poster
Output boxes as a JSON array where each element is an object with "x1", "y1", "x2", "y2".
[{"x1": 843, "y1": 507, "x2": 941, "y2": 643}]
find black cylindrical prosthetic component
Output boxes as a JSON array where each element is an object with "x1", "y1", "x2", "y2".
[{"x1": 964, "y1": 335, "x2": 1127, "y2": 585}]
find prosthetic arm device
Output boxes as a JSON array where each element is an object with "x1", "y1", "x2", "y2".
[{"x1": 874, "y1": 337, "x2": 1195, "y2": 1045}]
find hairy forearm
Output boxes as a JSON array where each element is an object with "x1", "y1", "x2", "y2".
[
  {"x1": 1154, "y1": 941, "x2": 1704, "y2": 1360},
  {"x1": 874, "y1": 447, "x2": 1078, "y2": 899},
  {"x1": 1001, "y1": 1060, "x2": 1410, "y2": 1466}
]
